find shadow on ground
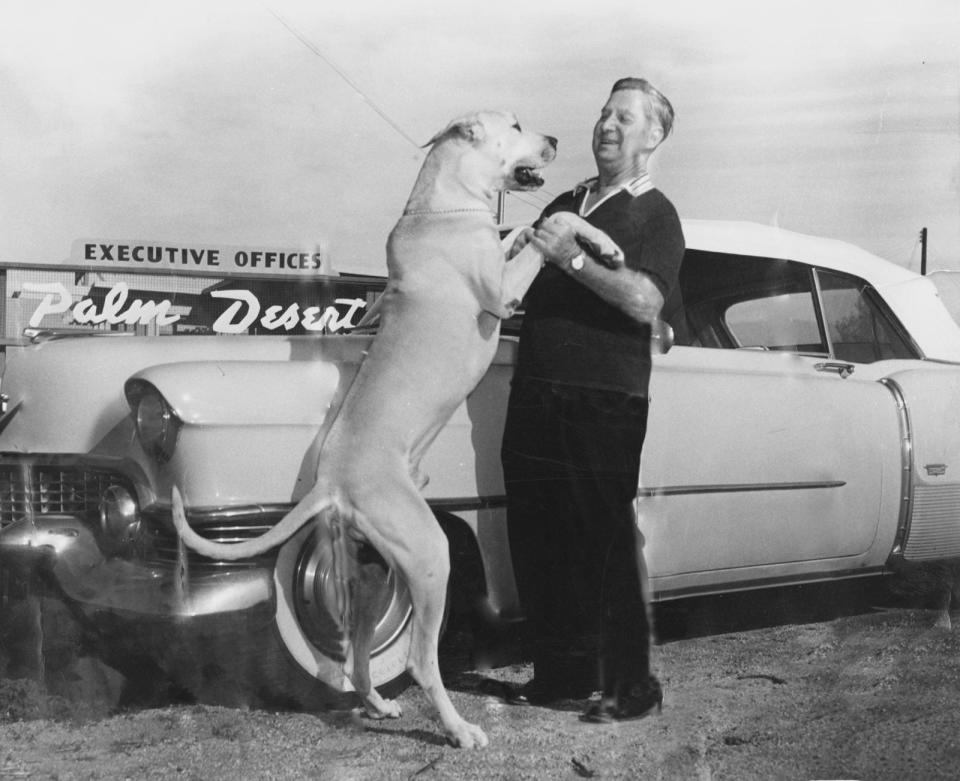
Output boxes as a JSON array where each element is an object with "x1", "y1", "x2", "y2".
[
  {"x1": 1, "y1": 572, "x2": 940, "y2": 719},
  {"x1": 440, "y1": 575, "x2": 914, "y2": 694},
  {"x1": 654, "y1": 577, "x2": 899, "y2": 643}
]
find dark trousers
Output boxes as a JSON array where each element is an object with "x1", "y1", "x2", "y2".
[{"x1": 501, "y1": 377, "x2": 653, "y2": 697}]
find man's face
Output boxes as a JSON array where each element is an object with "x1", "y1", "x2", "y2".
[{"x1": 592, "y1": 89, "x2": 663, "y2": 169}]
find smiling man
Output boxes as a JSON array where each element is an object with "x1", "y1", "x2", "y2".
[{"x1": 499, "y1": 78, "x2": 685, "y2": 723}]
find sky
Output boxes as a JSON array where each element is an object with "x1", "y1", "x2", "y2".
[{"x1": 1, "y1": 0, "x2": 958, "y2": 276}]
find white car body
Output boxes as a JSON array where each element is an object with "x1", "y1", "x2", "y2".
[{"x1": 1, "y1": 220, "x2": 959, "y2": 700}]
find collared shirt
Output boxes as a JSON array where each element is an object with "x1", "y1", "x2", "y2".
[
  {"x1": 572, "y1": 174, "x2": 655, "y2": 217},
  {"x1": 515, "y1": 175, "x2": 684, "y2": 395}
]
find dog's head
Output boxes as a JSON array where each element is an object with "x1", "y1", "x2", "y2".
[{"x1": 427, "y1": 111, "x2": 557, "y2": 192}]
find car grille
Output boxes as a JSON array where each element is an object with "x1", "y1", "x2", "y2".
[
  {"x1": 0, "y1": 462, "x2": 284, "y2": 573},
  {"x1": 904, "y1": 484, "x2": 960, "y2": 561},
  {"x1": 0, "y1": 464, "x2": 121, "y2": 529},
  {"x1": 145, "y1": 510, "x2": 286, "y2": 571}
]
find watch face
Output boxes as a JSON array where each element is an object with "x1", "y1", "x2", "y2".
[{"x1": 571, "y1": 254, "x2": 585, "y2": 271}]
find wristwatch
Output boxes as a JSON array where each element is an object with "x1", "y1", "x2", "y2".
[{"x1": 570, "y1": 252, "x2": 586, "y2": 271}]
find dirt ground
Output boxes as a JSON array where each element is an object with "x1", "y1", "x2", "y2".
[{"x1": 3, "y1": 580, "x2": 960, "y2": 780}]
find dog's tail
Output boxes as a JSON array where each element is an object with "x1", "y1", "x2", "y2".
[{"x1": 171, "y1": 485, "x2": 333, "y2": 561}]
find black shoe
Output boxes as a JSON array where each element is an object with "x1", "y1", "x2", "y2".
[
  {"x1": 579, "y1": 682, "x2": 663, "y2": 724},
  {"x1": 478, "y1": 678, "x2": 593, "y2": 706},
  {"x1": 477, "y1": 679, "x2": 533, "y2": 705}
]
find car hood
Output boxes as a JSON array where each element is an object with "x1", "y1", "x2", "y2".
[{"x1": 0, "y1": 334, "x2": 370, "y2": 455}]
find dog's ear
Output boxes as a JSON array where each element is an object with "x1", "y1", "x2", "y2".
[{"x1": 423, "y1": 115, "x2": 486, "y2": 148}]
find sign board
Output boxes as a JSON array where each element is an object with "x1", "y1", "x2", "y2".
[
  {"x1": 21, "y1": 281, "x2": 368, "y2": 334},
  {"x1": 0, "y1": 263, "x2": 384, "y2": 340},
  {"x1": 69, "y1": 238, "x2": 333, "y2": 277}
]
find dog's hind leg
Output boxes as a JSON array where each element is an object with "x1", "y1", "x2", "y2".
[
  {"x1": 346, "y1": 544, "x2": 403, "y2": 719},
  {"x1": 326, "y1": 519, "x2": 402, "y2": 719},
  {"x1": 404, "y1": 527, "x2": 488, "y2": 748},
  {"x1": 362, "y1": 485, "x2": 488, "y2": 748}
]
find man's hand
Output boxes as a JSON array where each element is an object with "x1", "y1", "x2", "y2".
[
  {"x1": 529, "y1": 213, "x2": 664, "y2": 325},
  {"x1": 531, "y1": 216, "x2": 582, "y2": 271}
]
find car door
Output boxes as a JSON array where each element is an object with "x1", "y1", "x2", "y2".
[{"x1": 641, "y1": 251, "x2": 910, "y2": 597}]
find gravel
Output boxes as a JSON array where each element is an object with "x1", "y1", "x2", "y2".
[{"x1": 3, "y1": 580, "x2": 960, "y2": 780}]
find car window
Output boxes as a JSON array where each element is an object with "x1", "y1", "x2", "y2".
[
  {"x1": 667, "y1": 250, "x2": 825, "y2": 353},
  {"x1": 725, "y1": 291, "x2": 824, "y2": 353},
  {"x1": 816, "y1": 269, "x2": 918, "y2": 362},
  {"x1": 666, "y1": 250, "x2": 918, "y2": 362}
]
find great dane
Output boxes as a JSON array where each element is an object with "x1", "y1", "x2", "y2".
[{"x1": 172, "y1": 110, "x2": 623, "y2": 748}]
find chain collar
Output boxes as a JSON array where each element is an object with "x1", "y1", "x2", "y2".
[{"x1": 402, "y1": 208, "x2": 495, "y2": 217}]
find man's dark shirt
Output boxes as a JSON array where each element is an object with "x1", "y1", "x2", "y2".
[{"x1": 515, "y1": 183, "x2": 685, "y2": 396}]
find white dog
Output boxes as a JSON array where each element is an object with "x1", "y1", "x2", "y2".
[{"x1": 172, "y1": 111, "x2": 623, "y2": 747}]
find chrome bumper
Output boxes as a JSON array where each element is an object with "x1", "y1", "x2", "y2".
[{"x1": 0, "y1": 514, "x2": 273, "y2": 618}]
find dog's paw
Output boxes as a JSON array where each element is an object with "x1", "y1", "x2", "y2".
[
  {"x1": 364, "y1": 697, "x2": 402, "y2": 720},
  {"x1": 502, "y1": 226, "x2": 534, "y2": 260},
  {"x1": 446, "y1": 720, "x2": 489, "y2": 749},
  {"x1": 576, "y1": 231, "x2": 624, "y2": 268},
  {"x1": 590, "y1": 243, "x2": 625, "y2": 268},
  {"x1": 544, "y1": 212, "x2": 624, "y2": 268}
]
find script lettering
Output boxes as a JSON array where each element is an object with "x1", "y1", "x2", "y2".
[
  {"x1": 24, "y1": 283, "x2": 73, "y2": 326},
  {"x1": 261, "y1": 304, "x2": 302, "y2": 331},
  {"x1": 24, "y1": 283, "x2": 367, "y2": 334},
  {"x1": 24, "y1": 282, "x2": 180, "y2": 328},
  {"x1": 210, "y1": 289, "x2": 261, "y2": 333}
]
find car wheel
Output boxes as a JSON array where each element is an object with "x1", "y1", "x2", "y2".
[{"x1": 273, "y1": 521, "x2": 414, "y2": 701}]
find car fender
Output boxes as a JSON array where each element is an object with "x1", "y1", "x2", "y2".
[
  {"x1": 126, "y1": 360, "x2": 345, "y2": 427},
  {"x1": 880, "y1": 364, "x2": 960, "y2": 562}
]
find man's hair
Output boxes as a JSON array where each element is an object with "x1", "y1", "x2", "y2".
[{"x1": 611, "y1": 77, "x2": 675, "y2": 141}]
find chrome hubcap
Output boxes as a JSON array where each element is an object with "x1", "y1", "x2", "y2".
[{"x1": 290, "y1": 526, "x2": 412, "y2": 660}]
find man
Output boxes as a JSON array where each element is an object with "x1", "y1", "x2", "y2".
[{"x1": 500, "y1": 77, "x2": 684, "y2": 723}]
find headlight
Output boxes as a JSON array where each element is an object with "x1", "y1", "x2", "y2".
[
  {"x1": 125, "y1": 380, "x2": 182, "y2": 463},
  {"x1": 99, "y1": 484, "x2": 140, "y2": 545}
]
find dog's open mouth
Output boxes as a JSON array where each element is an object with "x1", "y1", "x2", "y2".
[{"x1": 514, "y1": 166, "x2": 544, "y2": 188}]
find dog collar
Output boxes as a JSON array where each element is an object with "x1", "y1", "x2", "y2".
[{"x1": 402, "y1": 208, "x2": 495, "y2": 217}]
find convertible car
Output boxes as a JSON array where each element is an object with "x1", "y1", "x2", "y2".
[{"x1": 1, "y1": 220, "x2": 959, "y2": 704}]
